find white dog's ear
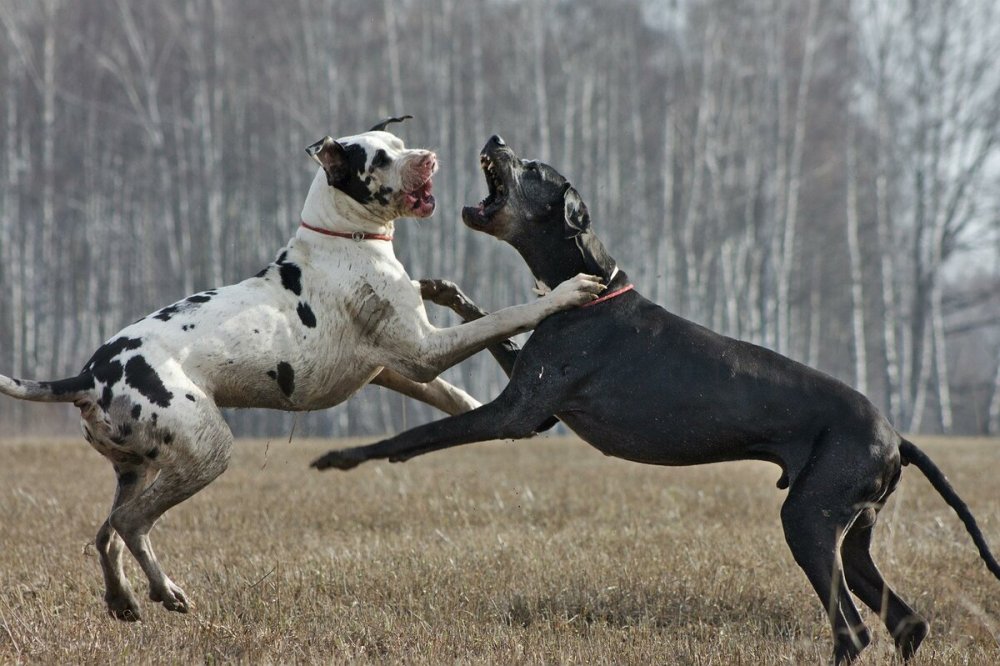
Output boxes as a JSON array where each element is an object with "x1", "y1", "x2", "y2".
[
  {"x1": 305, "y1": 136, "x2": 334, "y2": 164},
  {"x1": 369, "y1": 114, "x2": 413, "y2": 132},
  {"x1": 305, "y1": 136, "x2": 349, "y2": 186},
  {"x1": 563, "y1": 184, "x2": 591, "y2": 238}
]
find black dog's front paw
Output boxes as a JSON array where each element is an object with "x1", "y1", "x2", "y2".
[
  {"x1": 418, "y1": 278, "x2": 460, "y2": 305},
  {"x1": 310, "y1": 449, "x2": 366, "y2": 471}
]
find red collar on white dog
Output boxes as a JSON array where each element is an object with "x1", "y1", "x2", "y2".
[{"x1": 300, "y1": 221, "x2": 393, "y2": 242}]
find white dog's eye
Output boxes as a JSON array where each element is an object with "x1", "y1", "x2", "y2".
[{"x1": 371, "y1": 149, "x2": 390, "y2": 169}]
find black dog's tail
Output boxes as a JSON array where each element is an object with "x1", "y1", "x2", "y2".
[
  {"x1": 0, "y1": 372, "x2": 93, "y2": 403},
  {"x1": 900, "y1": 438, "x2": 1000, "y2": 580}
]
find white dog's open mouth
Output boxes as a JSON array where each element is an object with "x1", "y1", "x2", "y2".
[{"x1": 404, "y1": 177, "x2": 435, "y2": 217}]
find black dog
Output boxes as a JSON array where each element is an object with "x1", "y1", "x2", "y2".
[{"x1": 313, "y1": 135, "x2": 1000, "y2": 664}]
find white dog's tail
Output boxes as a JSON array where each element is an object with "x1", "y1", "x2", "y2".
[{"x1": 0, "y1": 373, "x2": 93, "y2": 403}]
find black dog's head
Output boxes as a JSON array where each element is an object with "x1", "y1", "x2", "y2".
[
  {"x1": 462, "y1": 135, "x2": 616, "y2": 289},
  {"x1": 305, "y1": 116, "x2": 437, "y2": 221}
]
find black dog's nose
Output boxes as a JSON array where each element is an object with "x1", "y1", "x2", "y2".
[{"x1": 488, "y1": 134, "x2": 506, "y2": 147}]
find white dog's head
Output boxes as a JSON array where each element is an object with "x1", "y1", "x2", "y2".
[{"x1": 304, "y1": 117, "x2": 437, "y2": 225}]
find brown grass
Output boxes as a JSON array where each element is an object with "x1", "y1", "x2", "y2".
[{"x1": 1, "y1": 434, "x2": 998, "y2": 664}]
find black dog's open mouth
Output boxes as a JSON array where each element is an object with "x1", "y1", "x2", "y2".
[{"x1": 462, "y1": 153, "x2": 508, "y2": 227}]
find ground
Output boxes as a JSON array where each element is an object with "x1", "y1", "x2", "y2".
[{"x1": 0, "y1": 434, "x2": 998, "y2": 664}]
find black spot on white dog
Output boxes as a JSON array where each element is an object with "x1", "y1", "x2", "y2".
[
  {"x1": 124, "y1": 356, "x2": 173, "y2": 408},
  {"x1": 118, "y1": 470, "x2": 138, "y2": 486},
  {"x1": 147, "y1": 447, "x2": 159, "y2": 460},
  {"x1": 375, "y1": 185, "x2": 393, "y2": 206},
  {"x1": 182, "y1": 324, "x2": 196, "y2": 332},
  {"x1": 255, "y1": 266, "x2": 269, "y2": 278},
  {"x1": 280, "y1": 263, "x2": 303, "y2": 295},
  {"x1": 270, "y1": 361, "x2": 295, "y2": 397},
  {"x1": 83, "y1": 337, "x2": 143, "y2": 372},
  {"x1": 153, "y1": 294, "x2": 211, "y2": 322},
  {"x1": 163, "y1": 432, "x2": 173, "y2": 445},
  {"x1": 297, "y1": 302, "x2": 317, "y2": 328},
  {"x1": 186, "y1": 394, "x2": 195, "y2": 402},
  {"x1": 153, "y1": 304, "x2": 182, "y2": 322},
  {"x1": 99, "y1": 386, "x2": 114, "y2": 411},
  {"x1": 93, "y1": 360, "x2": 124, "y2": 387},
  {"x1": 371, "y1": 148, "x2": 390, "y2": 169},
  {"x1": 333, "y1": 143, "x2": 377, "y2": 205},
  {"x1": 131, "y1": 404, "x2": 142, "y2": 420}
]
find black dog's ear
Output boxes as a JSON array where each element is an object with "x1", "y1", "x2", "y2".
[
  {"x1": 369, "y1": 114, "x2": 413, "y2": 132},
  {"x1": 563, "y1": 184, "x2": 591, "y2": 238},
  {"x1": 306, "y1": 136, "x2": 349, "y2": 186}
]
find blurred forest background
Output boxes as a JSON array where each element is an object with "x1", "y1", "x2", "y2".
[{"x1": 1, "y1": 0, "x2": 999, "y2": 437}]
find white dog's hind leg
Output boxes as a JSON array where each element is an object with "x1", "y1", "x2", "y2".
[
  {"x1": 96, "y1": 464, "x2": 152, "y2": 620},
  {"x1": 371, "y1": 368, "x2": 481, "y2": 415},
  {"x1": 109, "y1": 406, "x2": 233, "y2": 614}
]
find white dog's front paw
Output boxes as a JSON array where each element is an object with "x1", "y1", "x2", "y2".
[{"x1": 548, "y1": 273, "x2": 605, "y2": 309}]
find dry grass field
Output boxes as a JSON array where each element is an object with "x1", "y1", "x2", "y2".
[{"x1": 1, "y1": 434, "x2": 998, "y2": 664}]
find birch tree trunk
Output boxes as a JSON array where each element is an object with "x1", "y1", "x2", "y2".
[
  {"x1": 844, "y1": 120, "x2": 868, "y2": 394},
  {"x1": 656, "y1": 102, "x2": 678, "y2": 307},
  {"x1": 4, "y1": 51, "x2": 24, "y2": 385},
  {"x1": 531, "y1": 0, "x2": 551, "y2": 161},
  {"x1": 988, "y1": 346, "x2": 1000, "y2": 434},
  {"x1": 384, "y1": 0, "x2": 405, "y2": 115},
  {"x1": 776, "y1": 0, "x2": 820, "y2": 356}
]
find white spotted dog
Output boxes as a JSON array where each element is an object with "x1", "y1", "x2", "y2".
[{"x1": 0, "y1": 116, "x2": 605, "y2": 622}]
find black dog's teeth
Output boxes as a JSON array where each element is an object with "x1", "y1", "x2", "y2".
[{"x1": 479, "y1": 154, "x2": 505, "y2": 208}]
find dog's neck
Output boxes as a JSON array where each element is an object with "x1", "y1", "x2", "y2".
[
  {"x1": 514, "y1": 228, "x2": 619, "y2": 294},
  {"x1": 299, "y1": 169, "x2": 395, "y2": 238}
]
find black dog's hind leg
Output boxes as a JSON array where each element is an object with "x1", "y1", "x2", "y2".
[
  {"x1": 841, "y1": 507, "x2": 929, "y2": 660},
  {"x1": 781, "y1": 455, "x2": 874, "y2": 664},
  {"x1": 312, "y1": 382, "x2": 556, "y2": 471}
]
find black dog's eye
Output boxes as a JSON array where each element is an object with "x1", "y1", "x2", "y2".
[{"x1": 371, "y1": 149, "x2": 390, "y2": 169}]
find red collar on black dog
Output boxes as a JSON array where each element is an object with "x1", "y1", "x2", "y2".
[
  {"x1": 300, "y1": 221, "x2": 393, "y2": 242},
  {"x1": 581, "y1": 284, "x2": 634, "y2": 308}
]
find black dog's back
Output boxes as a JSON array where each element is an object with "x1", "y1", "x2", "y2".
[{"x1": 518, "y1": 284, "x2": 873, "y2": 474}]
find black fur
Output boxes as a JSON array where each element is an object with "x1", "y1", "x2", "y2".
[{"x1": 124, "y1": 356, "x2": 173, "y2": 408}]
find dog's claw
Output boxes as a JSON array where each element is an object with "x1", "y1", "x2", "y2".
[{"x1": 150, "y1": 580, "x2": 189, "y2": 614}]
